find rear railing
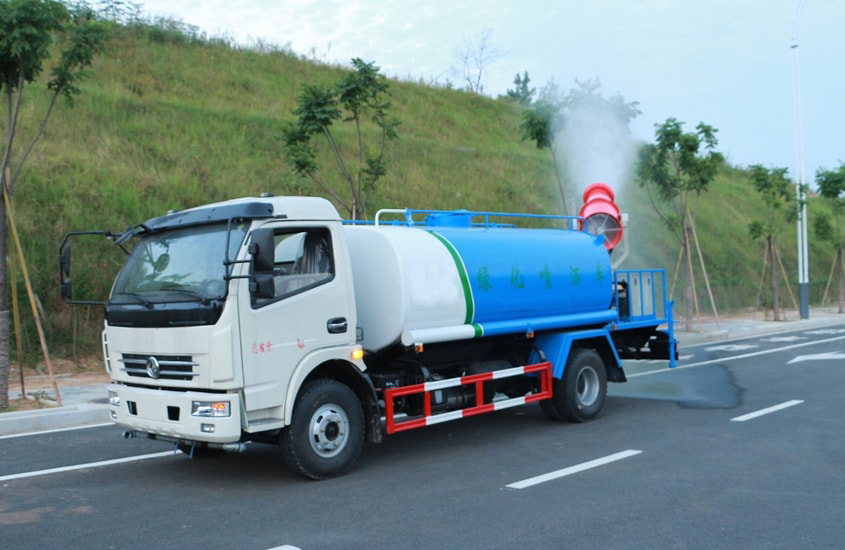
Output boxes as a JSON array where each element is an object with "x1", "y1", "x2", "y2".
[
  {"x1": 614, "y1": 269, "x2": 670, "y2": 323},
  {"x1": 613, "y1": 269, "x2": 676, "y2": 368}
]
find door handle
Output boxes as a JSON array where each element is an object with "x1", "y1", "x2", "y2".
[{"x1": 327, "y1": 317, "x2": 348, "y2": 334}]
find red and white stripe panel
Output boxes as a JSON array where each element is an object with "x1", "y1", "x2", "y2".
[{"x1": 385, "y1": 362, "x2": 552, "y2": 434}]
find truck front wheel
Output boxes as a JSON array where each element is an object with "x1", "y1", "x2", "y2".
[
  {"x1": 280, "y1": 379, "x2": 365, "y2": 480},
  {"x1": 542, "y1": 348, "x2": 607, "y2": 423}
]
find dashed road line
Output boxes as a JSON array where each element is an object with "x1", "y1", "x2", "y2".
[
  {"x1": 731, "y1": 400, "x2": 804, "y2": 422},
  {"x1": 761, "y1": 336, "x2": 807, "y2": 342},
  {"x1": 788, "y1": 352, "x2": 845, "y2": 364},
  {"x1": 705, "y1": 344, "x2": 759, "y2": 352},
  {"x1": 0, "y1": 422, "x2": 113, "y2": 440},
  {"x1": 0, "y1": 450, "x2": 178, "y2": 482},
  {"x1": 506, "y1": 450, "x2": 642, "y2": 489}
]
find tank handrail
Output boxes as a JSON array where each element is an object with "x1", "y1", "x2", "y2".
[
  {"x1": 373, "y1": 207, "x2": 583, "y2": 229},
  {"x1": 374, "y1": 208, "x2": 415, "y2": 226}
]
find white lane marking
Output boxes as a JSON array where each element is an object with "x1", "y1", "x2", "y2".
[
  {"x1": 0, "y1": 450, "x2": 177, "y2": 482},
  {"x1": 266, "y1": 546, "x2": 302, "y2": 550},
  {"x1": 762, "y1": 336, "x2": 806, "y2": 342},
  {"x1": 0, "y1": 422, "x2": 113, "y2": 440},
  {"x1": 731, "y1": 400, "x2": 804, "y2": 422},
  {"x1": 705, "y1": 344, "x2": 759, "y2": 352},
  {"x1": 628, "y1": 335, "x2": 845, "y2": 378},
  {"x1": 804, "y1": 328, "x2": 845, "y2": 335},
  {"x1": 787, "y1": 352, "x2": 845, "y2": 364},
  {"x1": 506, "y1": 450, "x2": 642, "y2": 489},
  {"x1": 683, "y1": 321, "x2": 845, "y2": 349}
]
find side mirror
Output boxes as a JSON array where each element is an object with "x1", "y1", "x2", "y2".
[
  {"x1": 249, "y1": 228, "x2": 275, "y2": 299},
  {"x1": 57, "y1": 230, "x2": 115, "y2": 306},
  {"x1": 249, "y1": 228, "x2": 275, "y2": 273},
  {"x1": 250, "y1": 273, "x2": 275, "y2": 299},
  {"x1": 60, "y1": 278, "x2": 73, "y2": 301},
  {"x1": 59, "y1": 240, "x2": 73, "y2": 301}
]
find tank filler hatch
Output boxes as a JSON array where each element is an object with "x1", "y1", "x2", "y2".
[{"x1": 579, "y1": 182, "x2": 623, "y2": 251}]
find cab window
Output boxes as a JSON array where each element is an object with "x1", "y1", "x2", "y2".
[{"x1": 253, "y1": 228, "x2": 334, "y2": 307}]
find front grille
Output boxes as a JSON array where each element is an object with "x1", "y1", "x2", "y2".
[{"x1": 120, "y1": 354, "x2": 198, "y2": 381}]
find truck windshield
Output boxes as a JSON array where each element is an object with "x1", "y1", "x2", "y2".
[{"x1": 111, "y1": 222, "x2": 246, "y2": 304}]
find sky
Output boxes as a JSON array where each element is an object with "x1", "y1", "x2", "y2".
[{"x1": 137, "y1": 0, "x2": 843, "y2": 188}]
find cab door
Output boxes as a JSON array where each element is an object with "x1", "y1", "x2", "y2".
[{"x1": 237, "y1": 223, "x2": 355, "y2": 420}]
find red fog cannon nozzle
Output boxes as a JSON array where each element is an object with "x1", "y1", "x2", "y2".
[{"x1": 579, "y1": 182, "x2": 623, "y2": 251}]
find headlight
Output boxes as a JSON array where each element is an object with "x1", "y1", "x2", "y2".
[
  {"x1": 191, "y1": 401, "x2": 231, "y2": 417},
  {"x1": 109, "y1": 391, "x2": 120, "y2": 407}
]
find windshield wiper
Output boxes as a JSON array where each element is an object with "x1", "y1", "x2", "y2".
[
  {"x1": 159, "y1": 285, "x2": 212, "y2": 305},
  {"x1": 113, "y1": 292, "x2": 154, "y2": 308}
]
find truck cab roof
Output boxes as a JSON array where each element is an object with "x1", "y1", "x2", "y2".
[{"x1": 142, "y1": 196, "x2": 342, "y2": 232}]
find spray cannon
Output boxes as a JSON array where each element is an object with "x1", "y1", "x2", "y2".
[{"x1": 579, "y1": 182, "x2": 624, "y2": 252}]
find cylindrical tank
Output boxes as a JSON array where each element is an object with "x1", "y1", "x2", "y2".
[{"x1": 344, "y1": 223, "x2": 613, "y2": 351}]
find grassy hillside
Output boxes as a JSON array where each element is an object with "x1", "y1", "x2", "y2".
[{"x1": 6, "y1": 21, "x2": 838, "y2": 361}]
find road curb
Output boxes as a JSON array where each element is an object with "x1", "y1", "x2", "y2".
[
  {"x1": 0, "y1": 404, "x2": 110, "y2": 437},
  {"x1": 675, "y1": 315, "x2": 845, "y2": 347}
]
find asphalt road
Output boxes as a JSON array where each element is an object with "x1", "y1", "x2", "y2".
[{"x1": 2, "y1": 323, "x2": 843, "y2": 549}]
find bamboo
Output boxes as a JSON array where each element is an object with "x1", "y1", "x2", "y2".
[
  {"x1": 770, "y1": 238, "x2": 782, "y2": 321},
  {"x1": 669, "y1": 245, "x2": 683, "y2": 299},
  {"x1": 755, "y1": 245, "x2": 768, "y2": 318},
  {"x1": 839, "y1": 249, "x2": 845, "y2": 313},
  {"x1": 10, "y1": 237, "x2": 25, "y2": 398},
  {"x1": 775, "y1": 247, "x2": 799, "y2": 313},
  {"x1": 682, "y1": 225, "x2": 699, "y2": 330},
  {"x1": 820, "y1": 255, "x2": 836, "y2": 306},
  {"x1": 688, "y1": 210, "x2": 720, "y2": 329},
  {"x1": 3, "y1": 180, "x2": 61, "y2": 406}
]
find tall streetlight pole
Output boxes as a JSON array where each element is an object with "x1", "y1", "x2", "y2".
[{"x1": 791, "y1": 0, "x2": 810, "y2": 319}]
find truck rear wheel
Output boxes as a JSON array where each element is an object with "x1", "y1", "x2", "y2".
[
  {"x1": 542, "y1": 348, "x2": 607, "y2": 423},
  {"x1": 280, "y1": 379, "x2": 365, "y2": 480}
]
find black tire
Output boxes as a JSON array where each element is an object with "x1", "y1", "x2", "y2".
[
  {"x1": 544, "y1": 348, "x2": 607, "y2": 423},
  {"x1": 280, "y1": 379, "x2": 365, "y2": 480},
  {"x1": 539, "y1": 397, "x2": 564, "y2": 420}
]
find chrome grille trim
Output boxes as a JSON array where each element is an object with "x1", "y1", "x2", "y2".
[{"x1": 119, "y1": 354, "x2": 199, "y2": 380}]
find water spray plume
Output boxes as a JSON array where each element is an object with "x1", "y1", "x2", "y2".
[{"x1": 556, "y1": 79, "x2": 639, "y2": 202}]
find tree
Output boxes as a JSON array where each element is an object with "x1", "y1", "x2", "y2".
[
  {"x1": 453, "y1": 28, "x2": 502, "y2": 94},
  {"x1": 0, "y1": 0, "x2": 109, "y2": 408},
  {"x1": 636, "y1": 118, "x2": 724, "y2": 331},
  {"x1": 747, "y1": 165, "x2": 794, "y2": 320},
  {"x1": 519, "y1": 97, "x2": 568, "y2": 214},
  {"x1": 281, "y1": 58, "x2": 399, "y2": 220},
  {"x1": 815, "y1": 163, "x2": 845, "y2": 312},
  {"x1": 561, "y1": 77, "x2": 641, "y2": 128},
  {"x1": 504, "y1": 71, "x2": 534, "y2": 106}
]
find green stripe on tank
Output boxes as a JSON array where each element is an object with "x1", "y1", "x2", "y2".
[
  {"x1": 472, "y1": 323, "x2": 483, "y2": 338},
  {"x1": 428, "y1": 230, "x2": 475, "y2": 324}
]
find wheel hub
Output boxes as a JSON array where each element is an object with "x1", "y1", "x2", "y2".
[
  {"x1": 577, "y1": 366, "x2": 600, "y2": 407},
  {"x1": 308, "y1": 404, "x2": 349, "y2": 458}
]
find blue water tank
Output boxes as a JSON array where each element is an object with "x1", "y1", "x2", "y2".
[{"x1": 433, "y1": 226, "x2": 613, "y2": 324}]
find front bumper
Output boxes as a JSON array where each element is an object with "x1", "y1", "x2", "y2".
[{"x1": 108, "y1": 383, "x2": 243, "y2": 443}]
